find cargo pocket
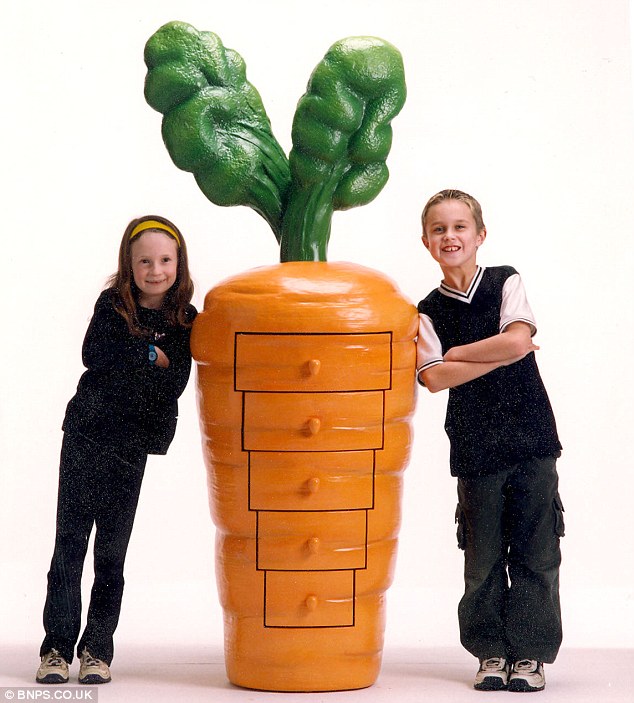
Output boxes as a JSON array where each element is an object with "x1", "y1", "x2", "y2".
[
  {"x1": 553, "y1": 493, "x2": 565, "y2": 538},
  {"x1": 455, "y1": 503, "x2": 467, "y2": 550}
]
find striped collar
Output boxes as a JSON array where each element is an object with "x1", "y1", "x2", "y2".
[{"x1": 438, "y1": 266, "x2": 485, "y2": 303}]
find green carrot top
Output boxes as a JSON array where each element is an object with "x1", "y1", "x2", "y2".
[{"x1": 144, "y1": 22, "x2": 406, "y2": 262}]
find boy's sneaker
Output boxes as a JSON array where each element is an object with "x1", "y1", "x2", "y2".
[
  {"x1": 36, "y1": 649, "x2": 69, "y2": 684},
  {"x1": 78, "y1": 649, "x2": 111, "y2": 684},
  {"x1": 508, "y1": 660, "x2": 545, "y2": 692},
  {"x1": 474, "y1": 656, "x2": 509, "y2": 690}
]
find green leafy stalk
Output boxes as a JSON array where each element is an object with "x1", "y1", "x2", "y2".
[
  {"x1": 144, "y1": 22, "x2": 290, "y2": 239},
  {"x1": 279, "y1": 37, "x2": 406, "y2": 262},
  {"x1": 143, "y1": 26, "x2": 406, "y2": 261}
]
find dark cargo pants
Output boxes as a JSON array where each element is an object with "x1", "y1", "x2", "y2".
[{"x1": 456, "y1": 455, "x2": 564, "y2": 663}]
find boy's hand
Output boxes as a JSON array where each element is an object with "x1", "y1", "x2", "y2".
[
  {"x1": 154, "y1": 346, "x2": 170, "y2": 368},
  {"x1": 443, "y1": 321, "x2": 537, "y2": 365},
  {"x1": 501, "y1": 325, "x2": 539, "y2": 365},
  {"x1": 444, "y1": 346, "x2": 465, "y2": 362},
  {"x1": 502, "y1": 339, "x2": 539, "y2": 366}
]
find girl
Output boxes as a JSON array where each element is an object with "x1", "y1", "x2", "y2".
[{"x1": 36, "y1": 216, "x2": 197, "y2": 685}]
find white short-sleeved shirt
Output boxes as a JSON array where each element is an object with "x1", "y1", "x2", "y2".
[{"x1": 416, "y1": 266, "x2": 536, "y2": 379}]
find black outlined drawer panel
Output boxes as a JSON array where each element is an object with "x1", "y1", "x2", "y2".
[
  {"x1": 257, "y1": 510, "x2": 367, "y2": 571},
  {"x1": 249, "y1": 450, "x2": 375, "y2": 511},
  {"x1": 264, "y1": 570, "x2": 355, "y2": 628},
  {"x1": 235, "y1": 333, "x2": 391, "y2": 392},
  {"x1": 243, "y1": 392, "x2": 384, "y2": 451}
]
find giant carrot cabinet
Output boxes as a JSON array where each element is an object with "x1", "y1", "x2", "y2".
[
  {"x1": 191, "y1": 263, "x2": 417, "y2": 691},
  {"x1": 144, "y1": 22, "x2": 418, "y2": 691}
]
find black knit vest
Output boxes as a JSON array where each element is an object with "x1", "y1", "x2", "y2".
[{"x1": 418, "y1": 266, "x2": 561, "y2": 477}]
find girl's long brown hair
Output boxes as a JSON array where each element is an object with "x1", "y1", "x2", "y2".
[{"x1": 107, "y1": 215, "x2": 195, "y2": 336}]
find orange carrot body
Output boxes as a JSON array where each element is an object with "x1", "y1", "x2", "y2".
[{"x1": 192, "y1": 262, "x2": 418, "y2": 691}]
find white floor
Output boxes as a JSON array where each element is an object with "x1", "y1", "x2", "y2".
[
  {"x1": 4, "y1": 578, "x2": 633, "y2": 703},
  {"x1": 2, "y1": 645, "x2": 632, "y2": 703},
  {"x1": 5, "y1": 527, "x2": 633, "y2": 703}
]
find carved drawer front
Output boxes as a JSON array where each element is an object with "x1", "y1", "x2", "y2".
[
  {"x1": 257, "y1": 510, "x2": 367, "y2": 571},
  {"x1": 264, "y1": 570, "x2": 355, "y2": 628},
  {"x1": 243, "y1": 392, "x2": 384, "y2": 451},
  {"x1": 249, "y1": 450, "x2": 375, "y2": 511},
  {"x1": 235, "y1": 332, "x2": 392, "y2": 392}
]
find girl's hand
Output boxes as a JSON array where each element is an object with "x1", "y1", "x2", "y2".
[{"x1": 154, "y1": 346, "x2": 170, "y2": 368}]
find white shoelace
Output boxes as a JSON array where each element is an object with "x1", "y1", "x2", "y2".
[
  {"x1": 482, "y1": 657, "x2": 505, "y2": 670},
  {"x1": 85, "y1": 655, "x2": 100, "y2": 667},
  {"x1": 44, "y1": 651, "x2": 65, "y2": 667},
  {"x1": 514, "y1": 659, "x2": 537, "y2": 671}
]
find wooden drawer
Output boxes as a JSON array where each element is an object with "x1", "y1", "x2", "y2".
[
  {"x1": 249, "y1": 450, "x2": 374, "y2": 511},
  {"x1": 257, "y1": 510, "x2": 367, "y2": 571},
  {"x1": 243, "y1": 391, "x2": 384, "y2": 451},
  {"x1": 235, "y1": 332, "x2": 391, "y2": 392},
  {"x1": 264, "y1": 570, "x2": 355, "y2": 628}
]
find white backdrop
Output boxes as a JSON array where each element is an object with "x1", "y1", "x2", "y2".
[{"x1": 1, "y1": 0, "x2": 633, "y2": 658}]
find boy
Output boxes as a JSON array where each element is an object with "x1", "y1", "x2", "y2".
[{"x1": 416, "y1": 189, "x2": 564, "y2": 692}]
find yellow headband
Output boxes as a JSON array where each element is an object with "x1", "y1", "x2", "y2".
[{"x1": 129, "y1": 219, "x2": 181, "y2": 246}]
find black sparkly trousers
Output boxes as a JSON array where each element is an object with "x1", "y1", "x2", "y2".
[{"x1": 40, "y1": 432, "x2": 147, "y2": 665}]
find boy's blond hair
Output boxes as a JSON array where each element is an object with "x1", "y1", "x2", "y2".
[{"x1": 421, "y1": 189, "x2": 486, "y2": 237}]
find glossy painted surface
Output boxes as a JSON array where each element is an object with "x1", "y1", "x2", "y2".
[
  {"x1": 192, "y1": 261, "x2": 417, "y2": 691},
  {"x1": 145, "y1": 24, "x2": 406, "y2": 261}
]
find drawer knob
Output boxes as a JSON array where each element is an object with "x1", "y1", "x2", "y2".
[
  {"x1": 307, "y1": 417, "x2": 321, "y2": 435},
  {"x1": 305, "y1": 595, "x2": 319, "y2": 612},
  {"x1": 306, "y1": 537, "x2": 320, "y2": 555},
  {"x1": 307, "y1": 477, "x2": 320, "y2": 494},
  {"x1": 307, "y1": 359, "x2": 321, "y2": 376}
]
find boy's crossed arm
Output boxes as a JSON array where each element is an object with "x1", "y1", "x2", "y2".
[
  {"x1": 444, "y1": 321, "x2": 538, "y2": 363},
  {"x1": 420, "y1": 322, "x2": 538, "y2": 393}
]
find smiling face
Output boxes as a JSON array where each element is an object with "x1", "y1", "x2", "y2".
[
  {"x1": 422, "y1": 199, "x2": 486, "y2": 287},
  {"x1": 130, "y1": 230, "x2": 179, "y2": 308}
]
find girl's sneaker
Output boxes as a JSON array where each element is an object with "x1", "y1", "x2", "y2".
[
  {"x1": 36, "y1": 649, "x2": 69, "y2": 684},
  {"x1": 508, "y1": 660, "x2": 545, "y2": 692},
  {"x1": 474, "y1": 657, "x2": 509, "y2": 690},
  {"x1": 78, "y1": 649, "x2": 111, "y2": 684}
]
